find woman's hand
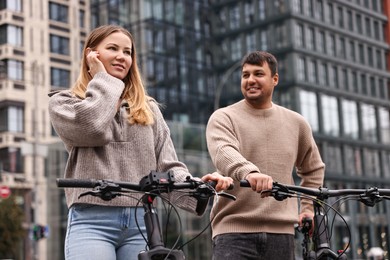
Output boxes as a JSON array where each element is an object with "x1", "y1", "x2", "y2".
[
  {"x1": 86, "y1": 49, "x2": 106, "y2": 77},
  {"x1": 201, "y1": 172, "x2": 233, "y2": 192}
]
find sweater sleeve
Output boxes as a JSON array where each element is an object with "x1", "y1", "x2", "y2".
[
  {"x1": 48, "y1": 72, "x2": 125, "y2": 148},
  {"x1": 150, "y1": 102, "x2": 199, "y2": 214},
  {"x1": 206, "y1": 109, "x2": 260, "y2": 180},
  {"x1": 295, "y1": 119, "x2": 325, "y2": 215}
]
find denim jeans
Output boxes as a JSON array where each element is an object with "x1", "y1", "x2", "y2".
[
  {"x1": 65, "y1": 204, "x2": 147, "y2": 260},
  {"x1": 212, "y1": 232, "x2": 295, "y2": 260}
]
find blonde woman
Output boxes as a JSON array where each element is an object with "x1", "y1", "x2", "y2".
[{"x1": 49, "y1": 25, "x2": 232, "y2": 260}]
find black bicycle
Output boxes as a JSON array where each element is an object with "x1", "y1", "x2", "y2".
[
  {"x1": 240, "y1": 180, "x2": 390, "y2": 260},
  {"x1": 57, "y1": 170, "x2": 235, "y2": 260}
]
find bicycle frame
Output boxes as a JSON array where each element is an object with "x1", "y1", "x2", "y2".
[{"x1": 138, "y1": 192, "x2": 185, "y2": 260}]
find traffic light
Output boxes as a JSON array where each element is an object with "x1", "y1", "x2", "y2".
[{"x1": 31, "y1": 224, "x2": 48, "y2": 241}]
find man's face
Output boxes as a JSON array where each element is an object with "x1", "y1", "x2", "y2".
[{"x1": 241, "y1": 62, "x2": 278, "y2": 109}]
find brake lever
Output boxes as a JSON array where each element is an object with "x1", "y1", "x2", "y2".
[
  {"x1": 216, "y1": 191, "x2": 236, "y2": 201},
  {"x1": 359, "y1": 187, "x2": 382, "y2": 207},
  {"x1": 270, "y1": 183, "x2": 293, "y2": 201},
  {"x1": 78, "y1": 189, "x2": 121, "y2": 201}
]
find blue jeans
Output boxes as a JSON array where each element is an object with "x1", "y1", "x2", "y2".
[
  {"x1": 65, "y1": 204, "x2": 147, "y2": 260},
  {"x1": 212, "y1": 232, "x2": 295, "y2": 260}
]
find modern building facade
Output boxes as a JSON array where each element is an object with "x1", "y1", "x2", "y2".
[
  {"x1": 1, "y1": 0, "x2": 390, "y2": 259},
  {"x1": 0, "y1": 0, "x2": 89, "y2": 259}
]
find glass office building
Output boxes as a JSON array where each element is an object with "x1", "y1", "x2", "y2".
[{"x1": 89, "y1": 1, "x2": 390, "y2": 259}]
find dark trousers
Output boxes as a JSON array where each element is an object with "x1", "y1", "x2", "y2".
[{"x1": 212, "y1": 232, "x2": 295, "y2": 260}]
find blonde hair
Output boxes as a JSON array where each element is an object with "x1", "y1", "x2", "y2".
[{"x1": 71, "y1": 25, "x2": 154, "y2": 125}]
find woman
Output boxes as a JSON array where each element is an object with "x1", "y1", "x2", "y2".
[{"x1": 48, "y1": 25, "x2": 232, "y2": 260}]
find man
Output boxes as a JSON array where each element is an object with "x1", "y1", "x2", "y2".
[{"x1": 206, "y1": 51, "x2": 325, "y2": 260}]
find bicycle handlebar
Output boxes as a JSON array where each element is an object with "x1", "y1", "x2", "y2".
[
  {"x1": 240, "y1": 180, "x2": 390, "y2": 206},
  {"x1": 57, "y1": 171, "x2": 235, "y2": 203}
]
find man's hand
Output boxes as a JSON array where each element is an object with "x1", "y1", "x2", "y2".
[
  {"x1": 201, "y1": 172, "x2": 233, "y2": 192},
  {"x1": 245, "y1": 172, "x2": 273, "y2": 197}
]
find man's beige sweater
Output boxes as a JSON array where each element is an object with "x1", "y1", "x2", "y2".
[{"x1": 206, "y1": 100, "x2": 325, "y2": 238}]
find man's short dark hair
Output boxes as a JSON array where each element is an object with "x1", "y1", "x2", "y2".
[{"x1": 241, "y1": 51, "x2": 278, "y2": 76}]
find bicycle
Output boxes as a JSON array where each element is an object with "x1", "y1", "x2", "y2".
[
  {"x1": 57, "y1": 170, "x2": 235, "y2": 260},
  {"x1": 240, "y1": 180, "x2": 390, "y2": 260}
]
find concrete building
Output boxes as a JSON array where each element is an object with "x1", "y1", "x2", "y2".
[
  {"x1": 0, "y1": 0, "x2": 89, "y2": 259},
  {"x1": 1, "y1": 0, "x2": 390, "y2": 259}
]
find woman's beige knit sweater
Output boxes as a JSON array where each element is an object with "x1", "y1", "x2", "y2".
[
  {"x1": 48, "y1": 72, "x2": 197, "y2": 212},
  {"x1": 206, "y1": 100, "x2": 325, "y2": 238}
]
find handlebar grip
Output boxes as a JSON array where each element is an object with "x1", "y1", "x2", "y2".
[
  {"x1": 239, "y1": 180, "x2": 250, "y2": 187},
  {"x1": 56, "y1": 178, "x2": 97, "y2": 188}
]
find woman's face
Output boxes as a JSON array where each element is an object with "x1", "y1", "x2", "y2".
[{"x1": 93, "y1": 32, "x2": 132, "y2": 80}]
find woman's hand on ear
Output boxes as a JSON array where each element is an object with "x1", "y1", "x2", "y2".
[{"x1": 86, "y1": 49, "x2": 106, "y2": 77}]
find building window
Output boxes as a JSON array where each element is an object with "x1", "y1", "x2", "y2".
[
  {"x1": 314, "y1": 0, "x2": 323, "y2": 20},
  {"x1": 0, "y1": 0, "x2": 22, "y2": 12},
  {"x1": 307, "y1": 59, "x2": 316, "y2": 83},
  {"x1": 306, "y1": 27, "x2": 315, "y2": 51},
  {"x1": 5, "y1": 59, "x2": 23, "y2": 81},
  {"x1": 246, "y1": 32, "x2": 256, "y2": 53},
  {"x1": 0, "y1": 24, "x2": 23, "y2": 46},
  {"x1": 363, "y1": 149, "x2": 380, "y2": 177},
  {"x1": 297, "y1": 57, "x2": 306, "y2": 81},
  {"x1": 328, "y1": 34, "x2": 335, "y2": 56},
  {"x1": 344, "y1": 146, "x2": 363, "y2": 176},
  {"x1": 376, "y1": 49, "x2": 383, "y2": 69},
  {"x1": 295, "y1": 23, "x2": 304, "y2": 48},
  {"x1": 50, "y1": 67, "x2": 70, "y2": 89},
  {"x1": 229, "y1": 4, "x2": 240, "y2": 30},
  {"x1": 342, "y1": 99, "x2": 359, "y2": 139},
  {"x1": 361, "y1": 103, "x2": 377, "y2": 142},
  {"x1": 356, "y1": 14, "x2": 363, "y2": 34},
  {"x1": 321, "y1": 94, "x2": 339, "y2": 136},
  {"x1": 325, "y1": 144, "x2": 343, "y2": 174},
  {"x1": 258, "y1": 0, "x2": 265, "y2": 20},
  {"x1": 329, "y1": 66, "x2": 338, "y2": 88},
  {"x1": 347, "y1": 10, "x2": 353, "y2": 31},
  {"x1": 349, "y1": 40, "x2": 355, "y2": 62},
  {"x1": 299, "y1": 90, "x2": 319, "y2": 132},
  {"x1": 79, "y1": 9, "x2": 85, "y2": 28},
  {"x1": 379, "y1": 107, "x2": 390, "y2": 144},
  {"x1": 0, "y1": 147, "x2": 23, "y2": 173},
  {"x1": 358, "y1": 44, "x2": 365, "y2": 63},
  {"x1": 318, "y1": 63, "x2": 328, "y2": 86},
  {"x1": 317, "y1": 30, "x2": 325, "y2": 53},
  {"x1": 365, "y1": 17, "x2": 371, "y2": 37},
  {"x1": 337, "y1": 6, "x2": 343, "y2": 28},
  {"x1": 383, "y1": 151, "x2": 390, "y2": 178},
  {"x1": 338, "y1": 37, "x2": 345, "y2": 59},
  {"x1": 49, "y1": 2, "x2": 68, "y2": 23},
  {"x1": 326, "y1": 3, "x2": 334, "y2": 24},
  {"x1": 341, "y1": 69, "x2": 348, "y2": 90},
  {"x1": 50, "y1": 34, "x2": 70, "y2": 55},
  {"x1": 0, "y1": 102, "x2": 24, "y2": 133}
]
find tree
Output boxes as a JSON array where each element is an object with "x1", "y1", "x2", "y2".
[{"x1": 0, "y1": 195, "x2": 26, "y2": 259}]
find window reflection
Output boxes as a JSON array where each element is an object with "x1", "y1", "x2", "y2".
[
  {"x1": 299, "y1": 90, "x2": 319, "y2": 132},
  {"x1": 342, "y1": 99, "x2": 359, "y2": 139},
  {"x1": 321, "y1": 95, "x2": 339, "y2": 136},
  {"x1": 361, "y1": 103, "x2": 377, "y2": 142},
  {"x1": 344, "y1": 146, "x2": 363, "y2": 176},
  {"x1": 379, "y1": 107, "x2": 390, "y2": 144}
]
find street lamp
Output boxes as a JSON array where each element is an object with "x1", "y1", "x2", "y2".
[{"x1": 213, "y1": 60, "x2": 242, "y2": 110}]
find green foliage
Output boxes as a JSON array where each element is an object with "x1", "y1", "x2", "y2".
[{"x1": 0, "y1": 196, "x2": 26, "y2": 259}]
